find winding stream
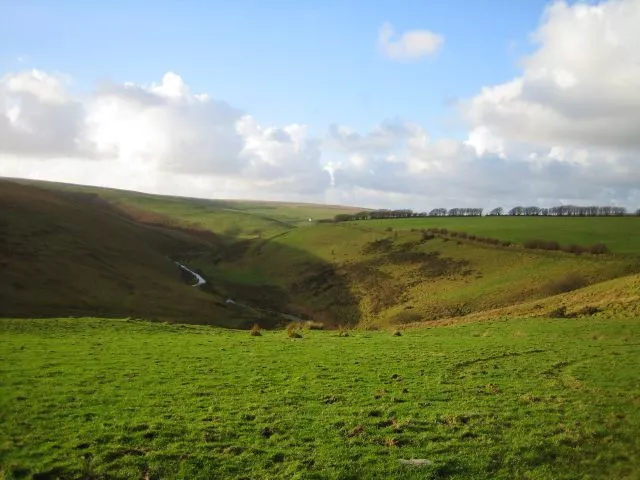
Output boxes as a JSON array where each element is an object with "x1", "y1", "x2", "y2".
[
  {"x1": 174, "y1": 261, "x2": 206, "y2": 287},
  {"x1": 174, "y1": 260, "x2": 305, "y2": 323}
]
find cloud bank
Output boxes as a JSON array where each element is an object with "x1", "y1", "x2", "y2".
[{"x1": 1, "y1": 0, "x2": 640, "y2": 209}]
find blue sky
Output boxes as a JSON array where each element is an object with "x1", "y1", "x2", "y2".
[
  {"x1": 1, "y1": 0, "x2": 548, "y2": 136},
  {"x1": 1, "y1": 0, "x2": 639, "y2": 209}
]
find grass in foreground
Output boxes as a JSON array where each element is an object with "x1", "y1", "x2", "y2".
[{"x1": 1, "y1": 318, "x2": 639, "y2": 479}]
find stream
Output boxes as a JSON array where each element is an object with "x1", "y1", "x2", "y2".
[
  {"x1": 174, "y1": 260, "x2": 305, "y2": 323},
  {"x1": 174, "y1": 261, "x2": 206, "y2": 287}
]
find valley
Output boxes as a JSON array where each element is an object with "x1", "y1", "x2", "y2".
[{"x1": 1, "y1": 178, "x2": 639, "y2": 479}]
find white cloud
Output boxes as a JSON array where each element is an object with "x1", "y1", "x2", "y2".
[
  {"x1": 0, "y1": 70, "x2": 85, "y2": 157},
  {"x1": 325, "y1": 117, "x2": 640, "y2": 209},
  {"x1": 85, "y1": 73, "x2": 246, "y2": 175},
  {"x1": 378, "y1": 23, "x2": 444, "y2": 61},
  {"x1": 464, "y1": 0, "x2": 640, "y2": 151},
  {"x1": 2, "y1": 0, "x2": 640, "y2": 210},
  {"x1": 0, "y1": 70, "x2": 329, "y2": 198}
]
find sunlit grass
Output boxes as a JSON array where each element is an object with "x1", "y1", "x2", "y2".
[{"x1": 1, "y1": 317, "x2": 639, "y2": 479}]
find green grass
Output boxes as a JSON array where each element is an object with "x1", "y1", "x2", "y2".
[
  {"x1": 9, "y1": 178, "x2": 364, "y2": 239},
  {"x1": 1, "y1": 317, "x2": 639, "y2": 479},
  {"x1": 202, "y1": 223, "x2": 635, "y2": 327},
  {"x1": 3, "y1": 178, "x2": 639, "y2": 328},
  {"x1": 0, "y1": 180, "x2": 261, "y2": 327},
  {"x1": 353, "y1": 217, "x2": 640, "y2": 255}
]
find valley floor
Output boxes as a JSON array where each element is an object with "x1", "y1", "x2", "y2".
[{"x1": 1, "y1": 317, "x2": 639, "y2": 479}]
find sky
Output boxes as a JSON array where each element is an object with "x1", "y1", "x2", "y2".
[{"x1": 1, "y1": 0, "x2": 639, "y2": 211}]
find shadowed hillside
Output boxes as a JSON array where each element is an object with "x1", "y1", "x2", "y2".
[{"x1": 0, "y1": 180, "x2": 360, "y2": 327}]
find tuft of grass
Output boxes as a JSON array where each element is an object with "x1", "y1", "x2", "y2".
[
  {"x1": 305, "y1": 320, "x2": 325, "y2": 330},
  {"x1": 287, "y1": 322, "x2": 303, "y2": 338},
  {"x1": 250, "y1": 323, "x2": 262, "y2": 336}
]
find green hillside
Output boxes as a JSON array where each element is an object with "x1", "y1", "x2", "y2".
[
  {"x1": 11, "y1": 178, "x2": 364, "y2": 239},
  {"x1": 0, "y1": 179, "x2": 362, "y2": 327},
  {"x1": 194, "y1": 222, "x2": 637, "y2": 328},
  {"x1": 2, "y1": 178, "x2": 639, "y2": 328},
  {"x1": 0, "y1": 180, "x2": 254, "y2": 326},
  {"x1": 351, "y1": 217, "x2": 640, "y2": 255}
]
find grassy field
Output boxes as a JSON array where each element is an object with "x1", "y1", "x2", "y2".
[
  {"x1": 1, "y1": 317, "x2": 639, "y2": 479},
  {"x1": 353, "y1": 217, "x2": 640, "y2": 255}
]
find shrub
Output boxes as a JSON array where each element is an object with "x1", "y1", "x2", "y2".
[
  {"x1": 458, "y1": 232, "x2": 468, "y2": 239},
  {"x1": 390, "y1": 311, "x2": 421, "y2": 325},
  {"x1": 576, "y1": 305, "x2": 600, "y2": 316},
  {"x1": 500, "y1": 240, "x2": 512, "y2": 247},
  {"x1": 468, "y1": 234, "x2": 477, "y2": 240},
  {"x1": 250, "y1": 324, "x2": 262, "y2": 336},
  {"x1": 587, "y1": 243, "x2": 610, "y2": 254},
  {"x1": 562, "y1": 244, "x2": 586, "y2": 254},
  {"x1": 548, "y1": 306, "x2": 569, "y2": 318},
  {"x1": 421, "y1": 232, "x2": 435, "y2": 242},
  {"x1": 287, "y1": 323, "x2": 303, "y2": 338},
  {"x1": 523, "y1": 239, "x2": 560, "y2": 251},
  {"x1": 362, "y1": 238, "x2": 394, "y2": 254},
  {"x1": 544, "y1": 273, "x2": 588, "y2": 295}
]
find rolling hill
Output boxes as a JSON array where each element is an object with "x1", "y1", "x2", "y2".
[
  {"x1": 2, "y1": 177, "x2": 639, "y2": 328},
  {"x1": 0, "y1": 180, "x2": 248, "y2": 325},
  {"x1": 0, "y1": 178, "x2": 362, "y2": 327}
]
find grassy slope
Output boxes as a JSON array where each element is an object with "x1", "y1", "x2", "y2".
[
  {"x1": 355, "y1": 217, "x2": 640, "y2": 254},
  {"x1": 1, "y1": 317, "x2": 639, "y2": 479},
  {"x1": 0, "y1": 180, "x2": 256, "y2": 327},
  {"x1": 200, "y1": 223, "x2": 636, "y2": 327},
  {"x1": 446, "y1": 272, "x2": 640, "y2": 325},
  {"x1": 3, "y1": 178, "x2": 638, "y2": 327},
  {"x1": 10, "y1": 178, "x2": 364, "y2": 238}
]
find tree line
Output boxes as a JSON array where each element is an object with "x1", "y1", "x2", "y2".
[{"x1": 332, "y1": 205, "x2": 638, "y2": 222}]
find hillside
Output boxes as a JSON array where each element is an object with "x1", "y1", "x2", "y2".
[
  {"x1": 0, "y1": 180, "x2": 255, "y2": 326},
  {"x1": 2, "y1": 178, "x2": 639, "y2": 328},
  {"x1": 192, "y1": 222, "x2": 638, "y2": 327},
  {"x1": 11, "y1": 178, "x2": 365, "y2": 239},
  {"x1": 349, "y1": 216, "x2": 640, "y2": 255}
]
